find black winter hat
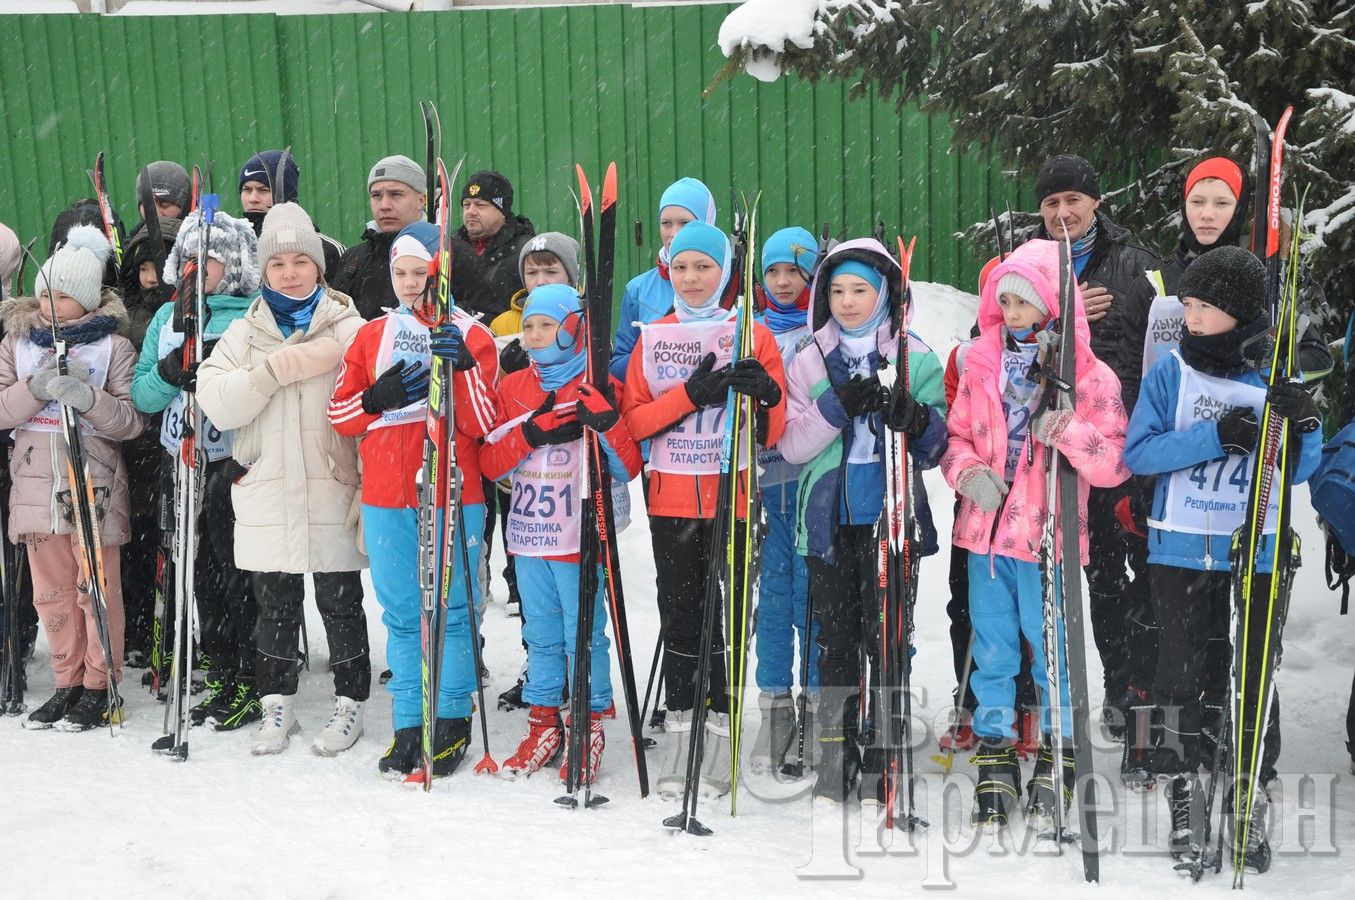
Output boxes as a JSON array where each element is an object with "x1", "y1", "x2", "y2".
[
  {"x1": 1177, "y1": 245, "x2": 1267, "y2": 324},
  {"x1": 1035, "y1": 154, "x2": 1101, "y2": 203},
  {"x1": 462, "y1": 170, "x2": 513, "y2": 216}
]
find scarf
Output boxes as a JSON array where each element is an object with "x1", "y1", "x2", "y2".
[
  {"x1": 674, "y1": 294, "x2": 734, "y2": 323},
  {"x1": 29, "y1": 314, "x2": 120, "y2": 349},
  {"x1": 837, "y1": 281, "x2": 890, "y2": 339},
  {"x1": 1179, "y1": 314, "x2": 1270, "y2": 377},
  {"x1": 763, "y1": 287, "x2": 809, "y2": 334},
  {"x1": 262, "y1": 283, "x2": 324, "y2": 334}
]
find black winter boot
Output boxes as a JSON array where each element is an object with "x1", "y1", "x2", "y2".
[
  {"x1": 379, "y1": 726, "x2": 423, "y2": 776},
  {"x1": 972, "y1": 739, "x2": 1021, "y2": 828},
  {"x1": 23, "y1": 686, "x2": 83, "y2": 730}
]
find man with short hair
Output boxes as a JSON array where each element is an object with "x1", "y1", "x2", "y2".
[
  {"x1": 329, "y1": 154, "x2": 487, "y2": 321},
  {"x1": 457, "y1": 170, "x2": 535, "y2": 320},
  {"x1": 237, "y1": 150, "x2": 345, "y2": 275}
]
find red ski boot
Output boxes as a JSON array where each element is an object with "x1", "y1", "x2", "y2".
[
  {"x1": 559, "y1": 709, "x2": 606, "y2": 785},
  {"x1": 501, "y1": 705, "x2": 564, "y2": 778}
]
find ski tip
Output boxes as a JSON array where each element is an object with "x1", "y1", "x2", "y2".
[
  {"x1": 575, "y1": 164, "x2": 593, "y2": 208},
  {"x1": 473, "y1": 753, "x2": 499, "y2": 776},
  {"x1": 601, "y1": 162, "x2": 618, "y2": 211}
]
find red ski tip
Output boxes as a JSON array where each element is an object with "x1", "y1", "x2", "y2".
[
  {"x1": 575, "y1": 163, "x2": 593, "y2": 213},
  {"x1": 601, "y1": 162, "x2": 618, "y2": 213},
  {"x1": 473, "y1": 753, "x2": 499, "y2": 775}
]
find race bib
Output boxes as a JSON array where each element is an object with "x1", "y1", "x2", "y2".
[
  {"x1": 368, "y1": 309, "x2": 431, "y2": 430},
  {"x1": 1154, "y1": 354, "x2": 1278, "y2": 536},
  {"x1": 641, "y1": 319, "x2": 749, "y2": 476},
  {"x1": 1143, "y1": 283, "x2": 1184, "y2": 377},
  {"x1": 157, "y1": 326, "x2": 233, "y2": 461},
  {"x1": 999, "y1": 344, "x2": 1042, "y2": 482},
  {"x1": 506, "y1": 438, "x2": 584, "y2": 557},
  {"x1": 16, "y1": 337, "x2": 112, "y2": 436}
]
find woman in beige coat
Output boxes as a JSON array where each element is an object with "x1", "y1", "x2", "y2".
[
  {"x1": 196, "y1": 203, "x2": 370, "y2": 757},
  {"x1": 0, "y1": 226, "x2": 145, "y2": 732}
]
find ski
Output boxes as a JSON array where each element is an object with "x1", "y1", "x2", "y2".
[
  {"x1": 87, "y1": 151, "x2": 123, "y2": 270},
  {"x1": 152, "y1": 187, "x2": 218, "y2": 760},
  {"x1": 1055, "y1": 227, "x2": 1100, "y2": 882},
  {"x1": 1227, "y1": 106, "x2": 1300, "y2": 889}
]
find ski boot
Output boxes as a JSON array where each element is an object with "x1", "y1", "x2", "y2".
[
  {"x1": 312, "y1": 696, "x2": 364, "y2": 756},
  {"x1": 1228, "y1": 784, "x2": 1272, "y2": 875},
  {"x1": 378, "y1": 726, "x2": 422, "y2": 777},
  {"x1": 559, "y1": 708, "x2": 606, "y2": 786},
  {"x1": 497, "y1": 678, "x2": 528, "y2": 712},
  {"x1": 811, "y1": 720, "x2": 861, "y2": 804},
  {"x1": 23, "y1": 686, "x2": 84, "y2": 730},
  {"x1": 1120, "y1": 687, "x2": 1155, "y2": 790},
  {"x1": 251, "y1": 694, "x2": 300, "y2": 755},
  {"x1": 430, "y1": 716, "x2": 472, "y2": 777},
  {"x1": 698, "y1": 711, "x2": 732, "y2": 799},
  {"x1": 1167, "y1": 775, "x2": 1198, "y2": 862},
  {"x1": 749, "y1": 692, "x2": 795, "y2": 775},
  {"x1": 971, "y1": 739, "x2": 1021, "y2": 830},
  {"x1": 212, "y1": 677, "x2": 263, "y2": 731},
  {"x1": 1025, "y1": 740, "x2": 1075, "y2": 838},
  {"x1": 189, "y1": 672, "x2": 235, "y2": 727},
  {"x1": 502, "y1": 705, "x2": 564, "y2": 778},
  {"x1": 55, "y1": 687, "x2": 124, "y2": 732},
  {"x1": 655, "y1": 709, "x2": 692, "y2": 800}
]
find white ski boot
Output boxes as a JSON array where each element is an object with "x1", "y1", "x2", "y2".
[
  {"x1": 251, "y1": 694, "x2": 300, "y2": 755},
  {"x1": 312, "y1": 696, "x2": 364, "y2": 756}
]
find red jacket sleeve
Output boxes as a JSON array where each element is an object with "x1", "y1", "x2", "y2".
[
  {"x1": 600, "y1": 373, "x2": 643, "y2": 480},
  {"x1": 752, "y1": 322, "x2": 786, "y2": 449},
  {"x1": 479, "y1": 370, "x2": 538, "y2": 482},
  {"x1": 620, "y1": 324, "x2": 698, "y2": 441},
  {"x1": 328, "y1": 321, "x2": 381, "y2": 437},
  {"x1": 450, "y1": 318, "x2": 499, "y2": 441}
]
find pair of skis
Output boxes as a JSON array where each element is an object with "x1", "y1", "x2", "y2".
[
  {"x1": 875, "y1": 235, "x2": 926, "y2": 831},
  {"x1": 408, "y1": 100, "x2": 495, "y2": 788},
  {"x1": 556, "y1": 162, "x2": 651, "y2": 808},
  {"x1": 153, "y1": 168, "x2": 218, "y2": 760},
  {"x1": 664, "y1": 192, "x2": 762, "y2": 835}
]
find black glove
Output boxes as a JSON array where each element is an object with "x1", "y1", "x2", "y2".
[
  {"x1": 430, "y1": 324, "x2": 476, "y2": 372},
  {"x1": 683, "y1": 352, "x2": 729, "y2": 409},
  {"x1": 361, "y1": 360, "x2": 430, "y2": 415},
  {"x1": 1266, "y1": 381, "x2": 1321, "y2": 433},
  {"x1": 835, "y1": 375, "x2": 887, "y2": 418},
  {"x1": 522, "y1": 390, "x2": 584, "y2": 448},
  {"x1": 157, "y1": 346, "x2": 198, "y2": 390},
  {"x1": 499, "y1": 338, "x2": 530, "y2": 374},
  {"x1": 1217, "y1": 406, "x2": 1259, "y2": 455},
  {"x1": 723, "y1": 357, "x2": 782, "y2": 408},
  {"x1": 884, "y1": 386, "x2": 931, "y2": 437},
  {"x1": 575, "y1": 382, "x2": 620, "y2": 432}
]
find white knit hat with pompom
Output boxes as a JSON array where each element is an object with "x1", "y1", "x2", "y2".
[{"x1": 36, "y1": 224, "x2": 112, "y2": 312}]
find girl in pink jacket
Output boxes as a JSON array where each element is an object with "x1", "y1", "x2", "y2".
[{"x1": 941, "y1": 238, "x2": 1128, "y2": 830}]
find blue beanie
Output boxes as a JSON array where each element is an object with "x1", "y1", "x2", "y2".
[
  {"x1": 668, "y1": 220, "x2": 729, "y2": 267},
  {"x1": 523, "y1": 281, "x2": 583, "y2": 324},
  {"x1": 395, "y1": 220, "x2": 439, "y2": 258},
  {"x1": 240, "y1": 150, "x2": 299, "y2": 203},
  {"x1": 830, "y1": 259, "x2": 885, "y2": 292},
  {"x1": 658, "y1": 177, "x2": 716, "y2": 224},
  {"x1": 762, "y1": 226, "x2": 818, "y2": 276}
]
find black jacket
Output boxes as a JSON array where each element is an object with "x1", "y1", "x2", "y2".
[
  {"x1": 1120, "y1": 243, "x2": 1334, "y2": 410},
  {"x1": 329, "y1": 226, "x2": 489, "y2": 322},
  {"x1": 456, "y1": 214, "x2": 535, "y2": 320}
]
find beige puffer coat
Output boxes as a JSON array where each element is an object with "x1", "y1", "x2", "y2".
[
  {"x1": 196, "y1": 288, "x2": 367, "y2": 574},
  {"x1": 0, "y1": 293, "x2": 147, "y2": 545}
]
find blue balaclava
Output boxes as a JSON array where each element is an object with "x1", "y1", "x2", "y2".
[
  {"x1": 829, "y1": 259, "x2": 889, "y2": 338},
  {"x1": 523, "y1": 282, "x2": 586, "y2": 389},
  {"x1": 761, "y1": 226, "x2": 817, "y2": 333}
]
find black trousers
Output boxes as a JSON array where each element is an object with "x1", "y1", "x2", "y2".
[
  {"x1": 650, "y1": 515, "x2": 747, "y2": 715},
  {"x1": 121, "y1": 513, "x2": 158, "y2": 656},
  {"x1": 482, "y1": 477, "x2": 521, "y2": 605},
  {"x1": 1085, "y1": 485, "x2": 1157, "y2": 696},
  {"x1": 252, "y1": 569, "x2": 369, "y2": 700},
  {"x1": 193, "y1": 461, "x2": 257, "y2": 678},
  {"x1": 1150, "y1": 563, "x2": 1280, "y2": 780}
]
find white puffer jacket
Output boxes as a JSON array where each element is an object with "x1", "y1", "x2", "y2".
[{"x1": 196, "y1": 288, "x2": 367, "y2": 574}]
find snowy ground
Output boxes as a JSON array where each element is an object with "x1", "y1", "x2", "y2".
[{"x1": 2, "y1": 282, "x2": 1353, "y2": 897}]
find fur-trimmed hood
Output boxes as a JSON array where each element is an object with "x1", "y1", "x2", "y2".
[{"x1": 1, "y1": 289, "x2": 130, "y2": 340}]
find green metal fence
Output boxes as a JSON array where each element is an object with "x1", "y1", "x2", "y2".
[{"x1": 0, "y1": 3, "x2": 1027, "y2": 294}]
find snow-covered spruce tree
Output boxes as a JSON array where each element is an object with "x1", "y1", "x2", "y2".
[{"x1": 718, "y1": 0, "x2": 1355, "y2": 317}]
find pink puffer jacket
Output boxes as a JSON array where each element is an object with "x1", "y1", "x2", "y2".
[{"x1": 941, "y1": 239, "x2": 1129, "y2": 565}]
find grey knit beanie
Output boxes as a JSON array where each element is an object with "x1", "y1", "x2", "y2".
[
  {"x1": 368, "y1": 155, "x2": 426, "y2": 194},
  {"x1": 256, "y1": 203, "x2": 326, "y2": 277},
  {"x1": 36, "y1": 225, "x2": 111, "y2": 311},
  {"x1": 994, "y1": 271, "x2": 1049, "y2": 316},
  {"x1": 165, "y1": 209, "x2": 261, "y2": 297},
  {"x1": 136, "y1": 161, "x2": 193, "y2": 213},
  {"x1": 518, "y1": 232, "x2": 581, "y2": 287}
]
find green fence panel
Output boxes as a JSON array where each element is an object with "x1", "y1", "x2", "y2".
[{"x1": 0, "y1": 4, "x2": 1025, "y2": 298}]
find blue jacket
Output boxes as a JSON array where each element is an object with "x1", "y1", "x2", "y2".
[
  {"x1": 609, "y1": 265, "x2": 671, "y2": 381},
  {"x1": 1124, "y1": 351, "x2": 1321, "y2": 573}
]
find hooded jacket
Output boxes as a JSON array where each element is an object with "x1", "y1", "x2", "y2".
[
  {"x1": 941, "y1": 239, "x2": 1130, "y2": 566},
  {"x1": 456, "y1": 214, "x2": 536, "y2": 321},
  {"x1": 777, "y1": 238, "x2": 947, "y2": 562},
  {"x1": 330, "y1": 226, "x2": 490, "y2": 322}
]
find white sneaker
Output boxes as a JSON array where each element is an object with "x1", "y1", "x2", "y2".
[
  {"x1": 251, "y1": 694, "x2": 300, "y2": 756},
  {"x1": 312, "y1": 696, "x2": 364, "y2": 756}
]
